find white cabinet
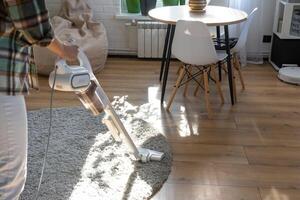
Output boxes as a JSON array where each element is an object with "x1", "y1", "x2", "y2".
[
  {"x1": 270, "y1": 0, "x2": 300, "y2": 69},
  {"x1": 273, "y1": 0, "x2": 300, "y2": 39}
]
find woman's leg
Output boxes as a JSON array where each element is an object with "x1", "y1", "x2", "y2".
[{"x1": 0, "y1": 94, "x2": 27, "y2": 200}]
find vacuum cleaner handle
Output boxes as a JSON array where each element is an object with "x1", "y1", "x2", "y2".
[{"x1": 78, "y1": 49, "x2": 93, "y2": 73}]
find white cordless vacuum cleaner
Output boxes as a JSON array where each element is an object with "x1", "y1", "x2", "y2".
[
  {"x1": 49, "y1": 50, "x2": 164, "y2": 162},
  {"x1": 35, "y1": 50, "x2": 164, "y2": 200}
]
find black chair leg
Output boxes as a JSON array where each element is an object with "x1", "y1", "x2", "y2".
[{"x1": 216, "y1": 26, "x2": 222, "y2": 82}]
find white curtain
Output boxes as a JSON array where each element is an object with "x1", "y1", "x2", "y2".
[{"x1": 229, "y1": 0, "x2": 264, "y2": 65}]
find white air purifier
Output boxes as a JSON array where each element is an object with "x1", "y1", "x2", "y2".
[{"x1": 278, "y1": 66, "x2": 300, "y2": 85}]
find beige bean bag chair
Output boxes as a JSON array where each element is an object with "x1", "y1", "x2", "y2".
[{"x1": 34, "y1": 0, "x2": 108, "y2": 75}]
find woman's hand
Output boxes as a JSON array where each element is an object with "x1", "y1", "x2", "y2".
[
  {"x1": 47, "y1": 38, "x2": 79, "y2": 62},
  {"x1": 61, "y1": 44, "x2": 79, "y2": 62}
]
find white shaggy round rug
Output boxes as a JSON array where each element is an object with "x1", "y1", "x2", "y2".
[{"x1": 20, "y1": 98, "x2": 172, "y2": 200}]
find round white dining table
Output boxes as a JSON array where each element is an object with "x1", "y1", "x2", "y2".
[{"x1": 148, "y1": 5, "x2": 248, "y2": 105}]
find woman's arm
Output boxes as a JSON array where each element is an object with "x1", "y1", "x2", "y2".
[
  {"x1": 4, "y1": 0, "x2": 54, "y2": 47},
  {"x1": 4, "y1": 0, "x2": 78, "y2": 61}
]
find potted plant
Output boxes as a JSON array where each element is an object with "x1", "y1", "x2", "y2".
[
  {"x1": 140, "y1": 0, "x2": 157, "y2": 16},
  {"x1": 126, "y1": 0, "x2": 141, "y2": 13},
  {"x1": 163, "y1": 0, "x2": 179, "y2": 6}
]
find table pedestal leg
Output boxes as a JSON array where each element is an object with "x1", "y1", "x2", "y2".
[
  {"x1": 159, "y1": 24, "x2": 171, "y2": 81},
  {"x1": 161, "y1": 25, "x2": 176, "y2": 104},
  {"x1": 224, "y1": 25, "x2": 235, "y2": 105},
  {"x1": 216, "y1": 26, "x2": 222, "y2": 81}
]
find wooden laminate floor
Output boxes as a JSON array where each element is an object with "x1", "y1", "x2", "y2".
[{"x1": 26, "y1": 58, "x2": 300, "y2": 200}]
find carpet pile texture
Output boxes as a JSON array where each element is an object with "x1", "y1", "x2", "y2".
[{"x1": 20, "y1": 97, "x2": 172, "y2": 200}]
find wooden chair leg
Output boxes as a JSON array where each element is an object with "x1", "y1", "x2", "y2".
[
  {"x1": 194, "y1": 74, "x2": 203, "y2": 96},
  {"x1": 234, "y1": 54, "x2": 245, "y2": 90},
  {"x1": 176, "y1": 66, "x2": 181, "y2": 75},
  {"x1": 166, "y1": 66, "x2": 186, "y2": 111},
  {"x1": 211, "y1": 65, "x2": 224, "y2": 104},
  {"x1": 203, "y1": 69, "x2": 212, "y2": 115}
]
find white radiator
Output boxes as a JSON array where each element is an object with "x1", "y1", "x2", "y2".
[{"x1": 137, "y1": 22, "x2": 168, "y2": 58}]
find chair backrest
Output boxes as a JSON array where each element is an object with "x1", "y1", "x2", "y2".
[
  {"x1": 232, "y1": 8, "x2": 258, "y2": 53},
  {"x1": 209, "y1": 0, "x2": 229, "y2": 7},
  {"x1": 172, "y1": 20, "x2": 219, "y2": 66}
]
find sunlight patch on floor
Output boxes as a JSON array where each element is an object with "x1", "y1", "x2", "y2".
[
  {"x1": 69, "y1": 95, "x2": 171, "y2": 199},
  {"x1": 262, "y1": 188, "x2": 290, "y2": 200},
  {"x1": 146, "y1": 86, "x2": 200, "y2": 137}
]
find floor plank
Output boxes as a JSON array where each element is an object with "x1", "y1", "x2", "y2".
[
  {"x1": 169, "y1": 161, "x2": 300, "y2": 189},
  {"x1": 153, "y1": 184, "x2": 261, "y2": 200},
  {"x1": 260, "y1": 188, "x2": 300, "y2": 200},
  {"x1": 171, "y1": 143, "x2": 248, "y2": 164},
  {"x1": 245, "y1": 146, "x2": 300, "y2": 167}
]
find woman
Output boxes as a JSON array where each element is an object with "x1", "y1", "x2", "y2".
[{"x1": 0, "y1": 0, "x2": 78, "y2": 199}]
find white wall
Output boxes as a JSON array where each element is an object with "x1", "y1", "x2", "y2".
[
  {"x1": 46, "y1": 0, "x2": 276, "y2": 55},
  {"x1": 261, "y1": 0, "x2": 277, "y2": 55}
]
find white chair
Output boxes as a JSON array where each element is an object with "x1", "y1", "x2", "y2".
[
  {"x1": 209, "y1": 0, "x2": 229, "y2": 6},
  {"x1": 166, "y1": 20, "x2": 226, "y2": 114},
  {"x1": 218, "y1": 8, "x2": 258, "y2": 93}
]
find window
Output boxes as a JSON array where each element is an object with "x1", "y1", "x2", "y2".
[{"x1": 121, "y1": 0, "x2": 164, "y2": 14}]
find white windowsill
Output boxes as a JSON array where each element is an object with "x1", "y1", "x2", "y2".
[{"x1": 115, "y1": 13, "x2": 151, "y2": 20}]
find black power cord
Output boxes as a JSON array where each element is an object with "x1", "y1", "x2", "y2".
[{"x1": 34, "y1": 66, "x2": 58, "y2": 200}]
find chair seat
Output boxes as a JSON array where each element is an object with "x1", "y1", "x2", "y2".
[{"x1": 214, "y1": 38, "x2": 238, "y2": 50}]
